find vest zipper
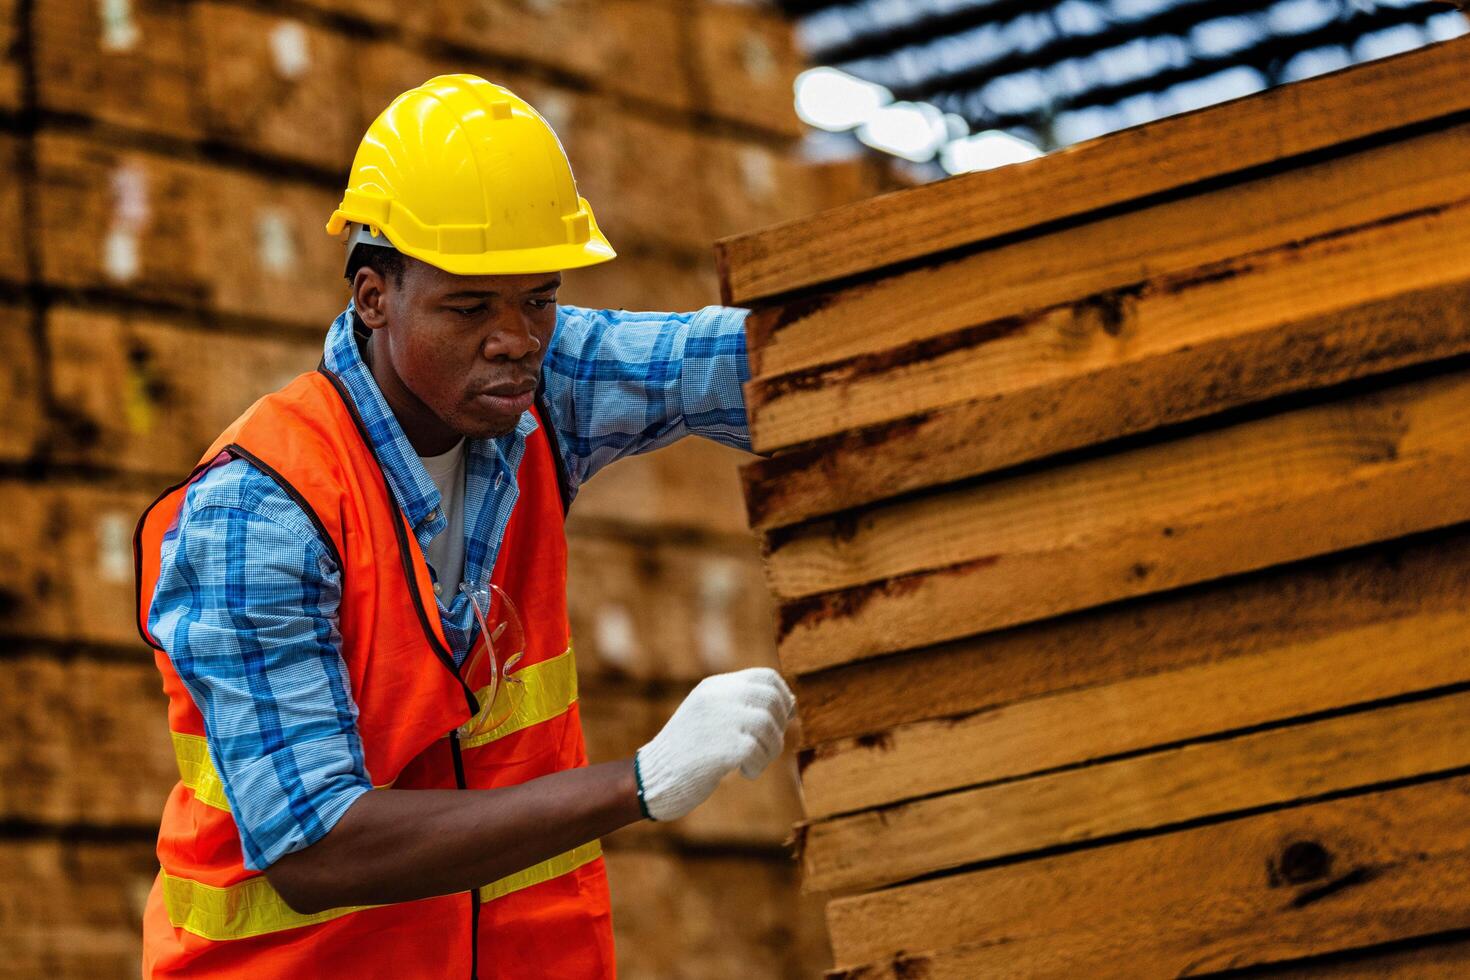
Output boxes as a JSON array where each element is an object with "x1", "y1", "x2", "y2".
[{"x1": 450, "y1": 732, "x2": 481, "y2": 980}]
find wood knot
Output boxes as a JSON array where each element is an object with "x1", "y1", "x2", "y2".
[{"x1": 1277, "y1": 840, "x2": 1332, "y2": 885}]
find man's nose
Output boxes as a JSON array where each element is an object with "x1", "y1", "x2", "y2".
[{"x1": 481, "y1": 313, "x2": 542, "y2": 360}]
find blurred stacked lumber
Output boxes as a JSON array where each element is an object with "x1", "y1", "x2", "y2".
[
  {"x1": 719, "y1": 35, "x2": 1470, "y2": 978},
  {"x1": 0, "y1": 1, "x2": 892, "y2": 976}
]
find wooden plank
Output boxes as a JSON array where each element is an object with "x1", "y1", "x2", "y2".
[
  {"x1": 560, "y1": 249, "x2": 721, "y2": 314},
  {"x1": 1268, "y1": 938, "x2": 1470, "y2": 977},
  {"x1": 33, "y1": 133, "x2": 213, "y2": 304},
  {"x1": 824, "y1": 775, "x2": 1470, "y2": 975},
  {"x1": 0, "y1": 481, "x2": 155, "y2": 649},
  {"x1": 772, "y1": 367, "x2": 1470, "y2": 674},
  {"x1": 567, "y1": 531, "x2": 776, "y2": 681},
  {"x1": 351, "y1": 38, "x2": 461, "y2": 133},
  {"x1": 34, "y1": 132, "x2": 348, "y2": 329},
  {"x1": 745, "y1": 267, "x2": 1470, "y2": 532},
  {"x1": 191, "y1": 3, "x2": 361, "y2": 172},
  {"x1": 691, "y1": 1, "x2": 805, "y2": 138},
  {"x1": 0, "y1": 0, "x2": 20, "y2": 112},
  {"x1": 804, "y1": 688, "x2": 1470, "y2": 894},
  {"x1": 568, "y1": 438, "x2": 755, "y2": 537},
  {"x1": 47, "y1": 306, "x2": 319, "y2": 476},
  {"x1": 802, "y1": 596, "x2": 1470, "y2": 823},
  {"x1": 603, "y1": 848, "x2": 820, "y2": 978},
  {"x1": 0, "y1": 839, "x2": 159, "y2": 980},
  {"x1": 0, "y1": 135, "x2": 25, "y2": 286},
  {"x1": 599, "y1": 0, "x2": 694, "y2": 114},
  {"x1": 0, "y1": 654, "x2": 174, "y2": 827},
  {"x1": 429, "y1": 1, "x2": 694, "y2": 115},
  {"x1": 713, "y1": 35, "x2": 1470, "y2": 305},
  {"x1": 740, "y1": 118, "x2": 1470, "y2": 383},
  {"x1": 799, "y1": 525, "x2": 1470, "y2": 758},
  {"x1": 292, "y1": 0, "x2": 433, "y2": 35},
  {"x1": 196, "y1": 164, "x2": 349, "y2": 328},
  {"x1": 704, "y1": 134, "x2": 880, "y2": 244},
  {"x1": 0, "y1": 303, "x2": 42, "y2": 463},
  {"x1": 591, "y1": 111, "x2": 714, "y2": 252},
  {"x1": 32, "y1": 0, "x2": 198, "y2": 140}
]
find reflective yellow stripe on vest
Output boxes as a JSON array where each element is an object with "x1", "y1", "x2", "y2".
[
  {"x1": 169, "y1": 648, "x2": 579, "y2": 810},
  {"x1": 162, "y1": 839, "x2": 603, "y2": 941},
  {"x1": 462, "y1": 646, "x2": 579, "y2": 749}
]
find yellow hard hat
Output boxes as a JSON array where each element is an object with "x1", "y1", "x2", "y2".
[{"x1": 326, "y1": 74, "x2": 616, "y2": 276}]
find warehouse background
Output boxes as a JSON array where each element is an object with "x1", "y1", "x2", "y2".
[
  {"x1": 0, "y1": 1, "x2": 1463, "y2": 978},
  {"x1": 0, "y1": 1, "x2": 896, "y2": 976}
]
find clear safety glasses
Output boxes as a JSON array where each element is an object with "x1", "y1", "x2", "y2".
[{"x1": 456, "y1": 582, "x2": 528, "y2": 742}]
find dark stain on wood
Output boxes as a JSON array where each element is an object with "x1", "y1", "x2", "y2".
[
  {"x1": 777, "y1": 555, "x2": 1001, "y2": 642},
  {"x1": 752, "y1": 312, "x2": 1032, "y2": 404},
  {"x1": 855, "y1": 730, "x2": 895, "y2": 752},
  {"x1": 1292, "y1": 868, "x2": 1376, "y2": 909},
  {"x1": 826, "y1": 952, "x2": 932, "y2": 980}
]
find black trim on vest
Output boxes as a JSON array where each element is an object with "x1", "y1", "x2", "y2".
[
  {"x1": 534, "y1": 374, "x2": 573, "y2": 519},
  {"x1": 132, "y1": 456, "x2": 223, "y2": 652},
  {"x1": 316, "y1": 363, "x2": 481, "y2": 718},
  {"x1": 221, "y1": 445, "x2": 347, "y2": 573}
]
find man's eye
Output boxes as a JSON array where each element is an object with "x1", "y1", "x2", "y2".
[
  {"x1": 451, "y1": 305, "x2": 485, "y2": 318},
  {"x1": 529, "y1": 298, "x2": 555, "y2": 311}
]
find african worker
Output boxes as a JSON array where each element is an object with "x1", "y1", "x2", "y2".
[{"x1": 134, "y1": 75, "x2": 796, "y2": 979}]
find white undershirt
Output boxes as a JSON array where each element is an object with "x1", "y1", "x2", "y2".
[{"x1": 419, "y1": 438, "x2": 467, "y2": 596}]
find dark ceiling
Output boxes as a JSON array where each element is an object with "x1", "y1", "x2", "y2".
[{"x1": 778, "y1": 0, "x2": 1466, "y2": 151}]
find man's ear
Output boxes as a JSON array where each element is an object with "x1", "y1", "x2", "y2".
[{"x1": 352, "y1": 267, "x2": 390, "y2": 331}]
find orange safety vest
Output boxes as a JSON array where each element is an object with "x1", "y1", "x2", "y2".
[{"x1": 134, "y1": 366, "x2": 616, "y2": 979}]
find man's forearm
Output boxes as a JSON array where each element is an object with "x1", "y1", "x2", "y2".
[{"x1": 266, "y1": 758, "x2": 644, "y2": 913}]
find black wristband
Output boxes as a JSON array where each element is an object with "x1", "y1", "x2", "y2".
[{"x1": 632, "y1": 751, "x2": 654, "y2": 821}]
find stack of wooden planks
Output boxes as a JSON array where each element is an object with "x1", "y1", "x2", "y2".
[{"x1": 718, "y1": 34, "x2": 1470, "y2": 978}]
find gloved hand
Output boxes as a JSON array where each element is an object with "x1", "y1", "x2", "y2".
[{"x1": 634, "y1": 667, "x2": 797, "y2": 822}]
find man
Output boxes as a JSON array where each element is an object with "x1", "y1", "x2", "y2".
[{"x1": 135, "y1": 75, "x2": 795, "y2": 978}]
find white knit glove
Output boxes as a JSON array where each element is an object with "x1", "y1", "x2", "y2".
[{"x1": 634, "y1": 667, "x2": 797, "y2": 822}]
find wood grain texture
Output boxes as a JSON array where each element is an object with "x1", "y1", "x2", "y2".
[
  {"x1": 0, "y1": 654, "x2": 174, "y2": 827},
  {"x1": 603, "y1": 847, "x2": 826, "y2": 979},
  {"x1": 32, "y1": 0, "x2": 199, "y2": 140},
  {"x1": 741, "y1": 118, "x2": 1470, "y2": 382},
  {"x1": 714, "y1": 35, "x2": 1470, "y2": 305},
  {"x1": 0, "y1": 0, "x2": 19, "y2": 112},
  {"x1": 291, "y1": 0, "x2": 434, "y2": 34},
  {"x1": 743, "y1": 216, "x2": 1470, "y2": 529},
  {"x1": 46, "y1": 307, "x2": 319, "y2": 476},
  {"x1": 0, "y1": 135, "x2": 24, "y2": 287},
  {"x1": 825, "y1": 775, "x2": 1470, "y2": 975},
  {"x1": 33, "y1": 133, "x2": 347, "y2": 330},
  {"x1": 795, "y1": 527, "x2": 1470, "y2": 745},
  {"x1": 0, "y1": 303, "x2": 42, "y2": 464},
  {"x1": 773, "y1": 367, "x2": 1470, "y2": 674},
  {"x1": 0, "y1": 481, "x2": 153, "y2": 648},
  {"x1": 801, "y1": 582, "x2": 1470, "y2": 820},
  {"x1": 0, "y1": 839, "x2": 159, "y2": 980},
  {"x1": 804, "y1": 689, "x2": 1470, "y2": 893},
  {"x1": 568, "y1": 437, "x2": 756, "y2": 538},
  {"x1": 192, "y1": 3, "x2": 360, "y2": 172},
  {"x1": 567, "y1": 531, "x2": 775, "y2": 682},
  {"x1": 691, "y1": 1, "x2": 804, "y2": 138}
]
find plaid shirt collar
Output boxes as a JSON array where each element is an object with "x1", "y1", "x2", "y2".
[{"x1": 321, "y1": 305, "x2": 540, "y2": 591}]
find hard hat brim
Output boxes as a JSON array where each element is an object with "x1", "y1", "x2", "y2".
[{"x1": 329, "y1": 211, "x2": 617, "y2": 277}]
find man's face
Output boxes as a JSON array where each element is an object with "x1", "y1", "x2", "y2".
[{"x1": 355, "y1": 256, "x2": 561, "y2": 443}]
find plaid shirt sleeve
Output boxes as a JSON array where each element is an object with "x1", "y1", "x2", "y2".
[
  {"x1": 148, "y1": 456, "x2": 372, "y2": 872},
  {"x1": 540, "y1": 304, "x2": 754, "y2": 492}
]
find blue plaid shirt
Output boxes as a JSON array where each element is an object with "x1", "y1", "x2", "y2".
[{"x1": 148, "y1": 302, "x2": 752, "y2": 870}]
